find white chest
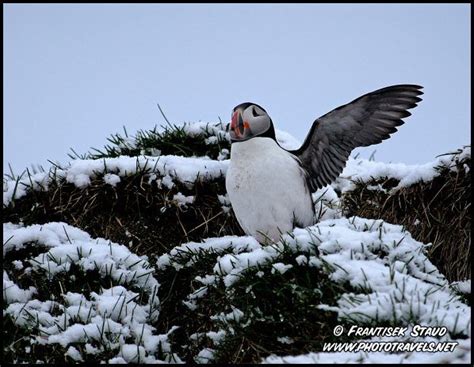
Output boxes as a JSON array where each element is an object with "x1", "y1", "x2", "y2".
[{"x1": 225, "y1": 138, "x2": 314, "y2": 242}]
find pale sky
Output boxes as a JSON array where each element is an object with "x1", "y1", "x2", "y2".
[{"x1": 3, "y1": 4, "x2": 471, "y2": 175}]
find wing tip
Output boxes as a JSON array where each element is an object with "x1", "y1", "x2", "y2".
[
  {"x1": 399, "y1": 84, "x2": 424, "y2": 96},
  {"x1": 377, "y1": 84, "x2": 424, "y2": 95}
]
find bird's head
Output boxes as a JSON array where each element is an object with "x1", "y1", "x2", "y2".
[{"x1": 229, "y1": 102, "x2": 275, "y2": 142}]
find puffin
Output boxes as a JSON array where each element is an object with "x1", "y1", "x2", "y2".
[{"x1": 225, "y1": 84, "x2": 423, "y2": 243}]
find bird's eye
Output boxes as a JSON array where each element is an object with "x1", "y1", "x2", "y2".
[{"x1": 252, "y1": 106, "x2": 260, "y2": 117}]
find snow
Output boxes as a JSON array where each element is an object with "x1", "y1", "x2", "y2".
[
  {"x1": 156, "y1": 235, "x2": 261, "y2": 272},
  {"x1": 3, "y1": 122, "x2": 470, "y2": 363},
  {"x1": 3, "y1": 155, "x2": 228, "y2": 206},
  {"x1": 213, "y1": 217, "x2": 465, "y2": 334},
  {"x1": 217, "y1": 148, "x2": 229, "y2": 161},
  {"x1": 217, "y1": 194, "x2": 230, "y2": 206},
  {"x1": 3, "y1": 121, "x2": 306, "y2": 207},
  {"x1": 312, "y1": 185, "x2": 342, "y2": 221},
  {"x1": 3, "y1": 122, "x2": 468, "y2": 208},
  {"x1": 216, "y1": 247, "x2": 279, "y2": 287},
  {"x1": 65, "y1": 155, "x2": 227, "y2": 189},
  {"x1": 211, "y1": 307, "x2": 245, "y2": 323},
  {"x1": 295, "y1": 254, "x2": 308, "y2": 265},
  {"x1": 155, "y1": 215, "x2": 470, "y2": 363},
  {"x1": 65, "y1": 346, "x2": 84, "y2": 362},
  {"x1": 205, "y1": 136, "x2": 218, "y2": 145},
  {"x1": 161, "y1": 174, "x2": 175, "y2": 189},
  {"x1": 12, "y1": 260, "x2": 24, "y2": 270},
  {"x1": 206, "y1": 330, "x2": 226, "y2": 344},
  {"x1": 217, "y1": 193, "x2": 232, "y2": 213},
  {"x1": 3, "y1": 170, "x2": 51, "y2": 206},
  {"x1": 181, "y1": 121, "x2": 229, "y2": 141},
  {"x1": 3, "y1": 221, "x2": 92, "y2": 255},
  {"x1": 85, "y1": 343, "x2": 100, "y2": 355},
  {"x1": 271, "y1": 262, "x2": 293, "y2": 274},
  {"x1": 108, "y1": 356, "x2": 127, "y2": 364},
  {"x1": 277, "y1": 336, "x2": 294, "y2": 344},
  {"x1": 173, "y1": 192, "x2": 195, "y2": 207},
  {"x1": 26, "y1": 238, "x2": 159, "y2": 293},
  {"x1": 103, "y1": 173, "x2": 121, "y2": 186},
  {"x1": 335, "y1": 146, "x2": 470, "y2": 193},
  {"x1": 275, "y1": 129, "x2": 302, "y2": 150},
  {"x1": 120, "y1": 344, "x2": 146, "y2": 363},
  {"x1": 195, "y1": 274, "x2": 217, "y2": 285},
  {"x1": 3, "y1": 221, "x2": 180, "y2": 364},
  {"x1": 451, "y1": 279, "x2": 471, "y2": 294},
  {"x1": 194, "y1": 348, "x2": 215, "y2": 363},
  {"x1": 3, "y1": 271, "x2": 36, "y2": 304}
]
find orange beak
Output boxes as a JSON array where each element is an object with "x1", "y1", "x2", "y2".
[{"x1": 230, "y1": 110, "x2": 250, "y2": 138}]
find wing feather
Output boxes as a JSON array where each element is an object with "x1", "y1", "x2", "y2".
[{"x1": 289, "y1": 84, "x2": 423, "y2": 191}]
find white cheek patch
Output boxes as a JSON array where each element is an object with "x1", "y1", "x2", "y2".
[
  {"x1": 242, "y1": 108, "x2": 270, "y2": 137},
  {"x1": 252, "y1": 116, "x2": 271, "y2": 136}
]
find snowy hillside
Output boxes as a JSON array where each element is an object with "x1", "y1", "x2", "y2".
[{"x1": 3, "y1": 121, "x2": 471, "y2": 364}]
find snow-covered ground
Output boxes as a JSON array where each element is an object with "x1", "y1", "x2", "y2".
[
  {"x1": 156, "y1": 215, "x2": 471, "y2": 363},
  {"x1": 4, "y1": 216, "x2": 470, "y2": 363},
  {"x1": 3, "y1": 222, "x2": 181, "y2": 363},
  {"x1": 3, "y1": 122, "x2": 471, "y2": 363},
  {"x1": 4, "y1": 121, "x2": 469, "y2": 207}
]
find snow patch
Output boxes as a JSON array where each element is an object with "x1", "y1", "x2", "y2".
[
  {"x1": 334, "y1": 146, "x2": 470, "y2": 193},
  {"x1": 103, "y1": 173, "x2": 121, "y2": 187},
  {"x1": 271, "y1": 262, "x2": 293, "y2": 274},
  {"x1": 173, "y1": 192, "x2": 195, "y2": 207}
]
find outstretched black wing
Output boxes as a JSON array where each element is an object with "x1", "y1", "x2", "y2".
[{"x1": 289, "y1": 84, "x2": 423, "y2": 191}]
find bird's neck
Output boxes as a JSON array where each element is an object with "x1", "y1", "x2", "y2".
[{"x1": 230, "y1": 136, "x2": 281, "y2": 162}]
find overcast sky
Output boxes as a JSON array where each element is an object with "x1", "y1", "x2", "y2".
[{"x1": 4, "y1": 4, "x2": 470, "y2": 176}]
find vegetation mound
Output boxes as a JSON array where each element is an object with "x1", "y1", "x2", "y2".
[{"x1": 3, "y1": 122, "x2": 470, "y2": 363}]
